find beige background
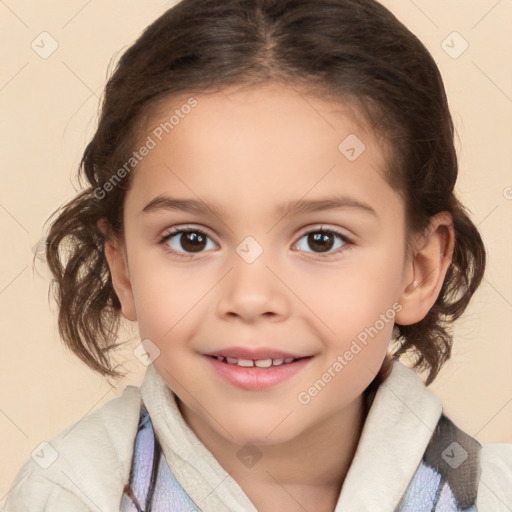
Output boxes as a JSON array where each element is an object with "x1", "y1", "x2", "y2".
[{"x1": 1, "y1": 0, "x2": 511, "y2": 502}]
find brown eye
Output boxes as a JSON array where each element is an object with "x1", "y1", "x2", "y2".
[
  {"x1": 295, "y1": 229, "x2": 349, "y2": 255},
  {"x1": 161, "y1": 228, "x2": 216, "y2": 255},
  {"x1": 178, "y1": 232, "x2": 207, "y2": 252},
  {"x1": 307, "y1": 232, "x2": 335, "y2": 253}
]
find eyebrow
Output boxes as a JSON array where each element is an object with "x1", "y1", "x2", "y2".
[{"x1": 141, "y1": 194, "x2": 377, "y2": 218}]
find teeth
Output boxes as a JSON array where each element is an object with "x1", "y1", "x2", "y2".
[
  {"x1": 214, "y1": 355, "x2": 298, "y2": 367},
  {"x1": 255, "y1": 359, "x2": 272, "y2": 368}
]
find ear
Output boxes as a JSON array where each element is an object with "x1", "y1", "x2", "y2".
[
  {"x1": 97, "y1": 219, "x2": 137, "y2": 322},
  {"x1": 395, "y1": 212, "x2": 455, "y2": 325}
]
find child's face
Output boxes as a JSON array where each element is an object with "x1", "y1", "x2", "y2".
[{"x1": 116, "y1": 82, "x2": 413, "y2": 445}]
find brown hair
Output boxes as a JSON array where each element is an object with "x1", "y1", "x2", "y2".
[{"x1": 45, "y1": 0, "x2": 485, "y2": 395}]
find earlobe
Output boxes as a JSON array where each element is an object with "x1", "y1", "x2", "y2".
[
  {"x1": 98, "y1": 219, "x2": 137, "y2": 322},
  {"x1": 395, "y1": 212, "x2": 455, "y2": 326}
]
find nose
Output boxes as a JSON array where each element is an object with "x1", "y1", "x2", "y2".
[{"x1": 216, "y1": 253, "x2": 290, "y2": 323}]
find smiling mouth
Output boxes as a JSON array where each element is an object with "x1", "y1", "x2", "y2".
[
  {"x1": 207, "y1": 354, "x2": 311, "y2": 368},
  {"x1": 206, "y1": 353, "x2": 314, "y2": 390}
]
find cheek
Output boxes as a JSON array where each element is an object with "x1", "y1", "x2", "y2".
[
  {"x1": 299, "y1": 258, "x2": 402, "y2": 381},
  {"x1": 300, "y1": 253, "x2": 403, "y2": 333},
  {"x1": 128, "y1": 257, "x2": 211, "y2": 342}
]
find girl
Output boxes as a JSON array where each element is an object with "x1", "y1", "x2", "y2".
[{"x1": 5, "y1": 0, "x2": 511, "y2": 510}]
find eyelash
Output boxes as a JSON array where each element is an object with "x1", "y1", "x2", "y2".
[{"x1": 158, "y1": 225, "x2": 353, "y2": 259}]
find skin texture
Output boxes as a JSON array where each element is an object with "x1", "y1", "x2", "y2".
[{"x1": 102, "y1": 82, "x2": 454, "y2": 511}]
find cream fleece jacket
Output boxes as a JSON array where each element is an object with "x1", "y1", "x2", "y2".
[{"x1": 4, "y1": 361, "x2": 512, "y2": 511}]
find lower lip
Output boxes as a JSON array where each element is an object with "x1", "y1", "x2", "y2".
[{"x1": 205, "y1": 356, "x2": 312, "y2": 391}]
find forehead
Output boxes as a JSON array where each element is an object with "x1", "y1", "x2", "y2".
[
  {"x1": 125, "y1": 82, "x2": 399, "y2": 222},
  {"x1": 143, "y1": 81, "x2": 373, "y2": 147}
]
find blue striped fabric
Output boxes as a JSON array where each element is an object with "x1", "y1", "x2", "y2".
[
  {"x1": 395, "y1": 463, "x2": 477, "y2": 512},
  {"x1": 120, "y1": 406, "x2": 200, "y2": 511}
]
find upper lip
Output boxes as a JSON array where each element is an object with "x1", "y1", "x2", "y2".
[{"x1": 205, "y1": 347, "x2": 309, "y2": 360}]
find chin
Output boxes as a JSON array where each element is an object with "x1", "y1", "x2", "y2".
[{"x1": 224, "y1": 418, "x2": 303, "y2": 447}]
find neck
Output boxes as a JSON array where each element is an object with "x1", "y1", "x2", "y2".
[{"x1": 178, "y1": 392, "x2": 368, "y2": 508}]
